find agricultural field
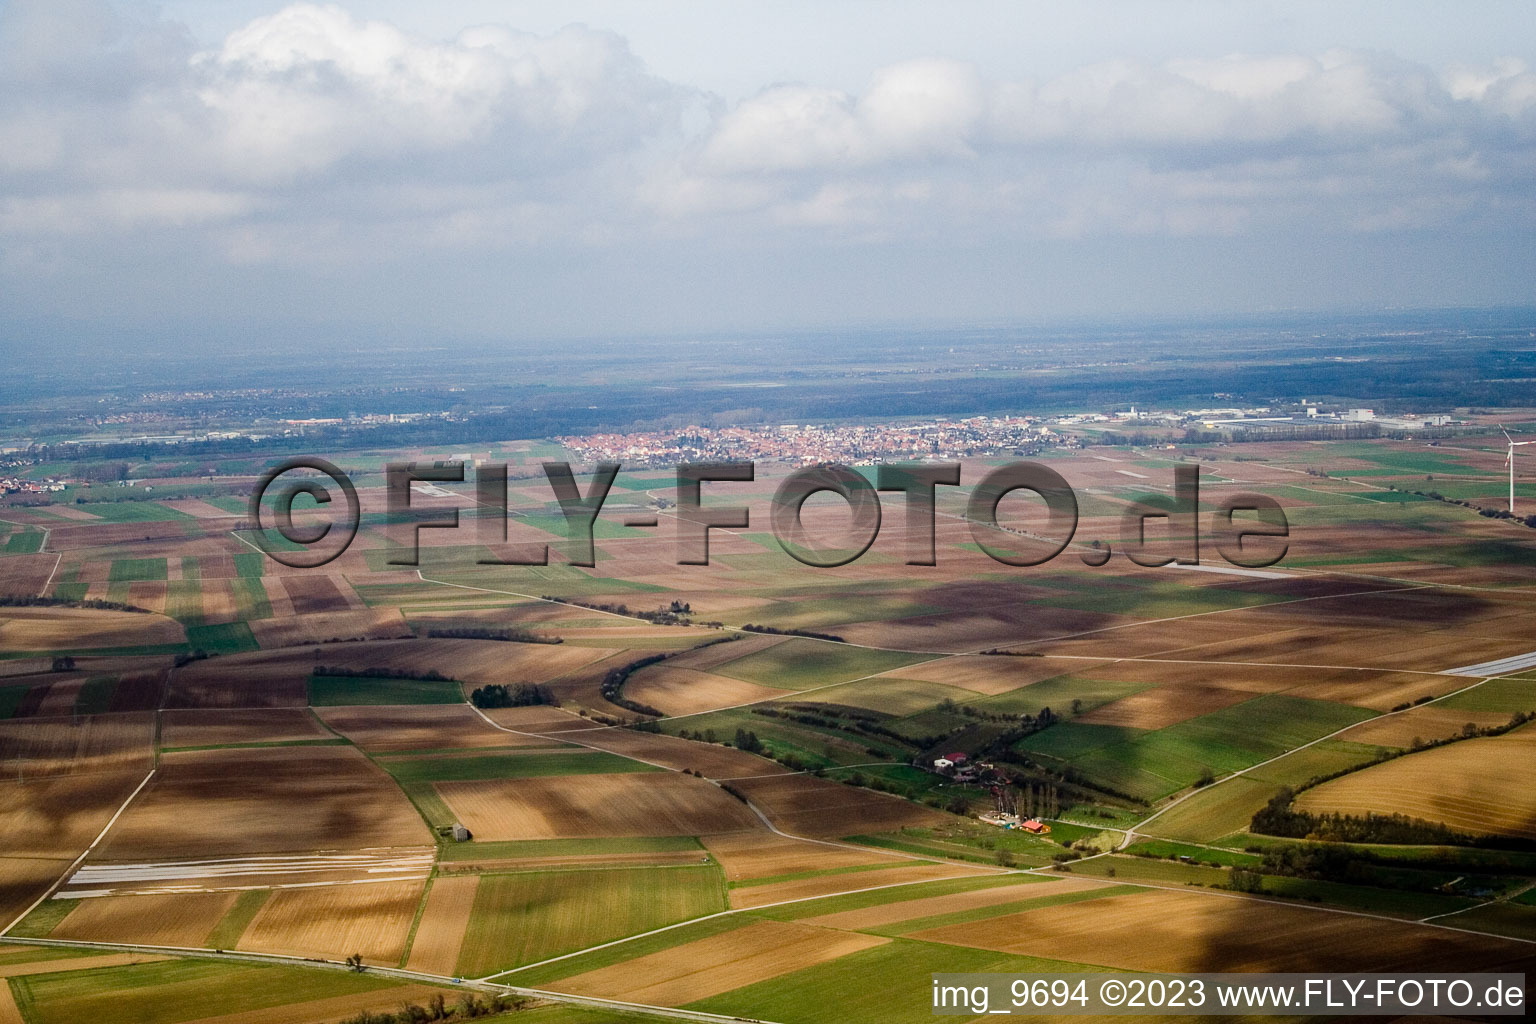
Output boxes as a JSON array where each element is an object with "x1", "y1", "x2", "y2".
[
  {"x1": 437, "y1": 771, "x2": 760, "y2": 839},
  {"x1": 238, "y1": 879, "x2": 426, "y2": 964},
  {"x1": 454, "y1": 866, "x2": 727, "y2": 976},
  {"x1": 1295, "y1": 724, "x2": 1536, "y2": 840},
  {"x1": 95, "y1": 746, "x2": 432, "y2": 859},
  {"x1": 6, "y1": 435, "x2": 1536, "y2": 1019}
]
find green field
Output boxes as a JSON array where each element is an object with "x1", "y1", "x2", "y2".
[
  {"x1": 232, "y1": 552, "x2": 265, "y2": 578},
  {"x1": 1023, "y1": 574, "x2": 1288, "y2": 618},
  {"x1": 379, "y1": 749, "x2": 660, "y2": 784},
  {"x1": 970, "y1": 675, "x2": 1152, "y2": 717},
  {"x1": 0, "y1": 682, "x2": 30, "y2": 719},
  {"x1": 747, "y1": 878, "x2": 1054, "y2": 924},
  {"x1": 1066, "y1": 695, "x2": 1377, "y2": 800},
  {"x1": 3, "y1": 529, "x2": 44, "y2": 553},
  {"x1": 10, "y1": 960, "x2": 408, "y2": 1024},
  {"x1": 735, "y1": 594, "x2": 943, "y2": 632},
  {"x1": 6, "y1": 898, "x2": 79, "y2": 938},
  {"x1": 229, "y1": 577, "x2": 272, "y2": 619},
  {"x1": 712, "y1": 638, "x2": 936, "y2": 690},
  {"x1": 689, "y1": 939, "x2": 1094, "y2": 1024},
  {"x1": 512, "y1": 915, "x2": 751, "y2": 987},
  {"x1": 1124, "y1": 840, "x2": 1260, "y2": 866},
  {"x1": 660, "y1": 706, "x2": 909, "y2": 767},
  {"x1": 1245, "y1": 738, "x2": 1395, "y2": 786},
  {"x1": 307, "y1": 673, "x2": 464, "y2": 705},
  {"x1": 1140, "y1": 776, "x2": 1284, "y2": 842},
  {"x1": 163, "y1": 581, "x2": 203, "y2": 625},
  {"x1": 108, "y1": 557, "x2": 168, "y2": 582},
  {"x1": 798, "y1": 677, "x2": 986, "y2": 717},
  {"x1": 1438, "y1": 676, "x2": 1536, "y2": 714},
  {"x1": 455, "y1": 865, "x2": 726, "y2": 976},
  {"x1": 184, "y1": 622, "x2": 259, "y2": 654},
  {"x1": 71, "y1": 676, "x2": 117, "y2": 715},
  {"x1": 1257, "y1": 875, "x2": 1477, "y2": 919},
  {"x1": 206, "y1": 889, "x2": 271, "y2": 949},
  {"x1": 1017, "y1": 721, "x2": 1144, "y2": 760},
  {"x1": 75, "y1": 502, "x2": 193, "y2": 523}
]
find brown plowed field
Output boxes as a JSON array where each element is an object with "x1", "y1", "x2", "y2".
[
  {"x1": 701, "y1": 831, "x2": 893, "y2": 882},
  {"x1": 31, "y1": 679, "x2": 83, "y2": 718},
  {"x1": 476, "y1": 706, "x2": 589, "y2": 735},
  {"x1": 1296, "y1": 726, "x2": 1536, "y2": 840},
  {"x1": 0, "y1": 857, "x2": 71, "y2": 930},
  {"x1": 167, "y1": 649, "x2": 315, "y2": 708},
  {"x1": 316, "y1": 704, "x2": 545, "y2": 752},
  {"x1": 727, "y1": 774, "x2": 949, "y2": 837},
  {"x1": 0, "y1": 556, "x2": 56, "y2": 600},
  {"x1": 160, "y1": 708, "x2": 331, "y2": 748},
  {"x1": 404, "y1": 876, "x2": 478, "y2": 975},
  {"x1": 0, "y1": 713, "x2": 154, "y2": 775},
  {"x1": 878, "y1": 655, "x2": 1101, "y2": 695},
  {"x1": 96, "y1": 746, "x2": 431, "y2": 860},
  {"x1": 910, "y1": 889, "x2": 1536, "y2": 972},
  {"x1": 802, "y1": 876, "x2": 1102, "y2": 930},
  {"x1": 49, "y1": 890, "x2": 239, "y2": 947},
  {"x1": 280, "y1": 575, "x2": 356, "y2": 614},
  {"x1": 436, "y1": 772, "x2": 760, "y2": 840},
  {"x1": 0, "y1": 607, "x2": 184, "y2": 650},
  {"x1": 238, "y1": 879, "x2": 425, "y2": 965},
  {"x1": 301, "y1": 638, "x2": 616, "y2": 688},
  {"x1": 1078, "y1": 684, "x2": 1257, "y2": 729},
  {"x1": 551, "y1": 919, "x2": 887, "y2": 1004},
  {"x1": 0, "y1": 774, "x2": 143, "y2": 861},
  {"x1": 248, "y1": 609, "x2": 410, "y2": 648},
  {"x1": 666, "y1": 634, "x2": 790, "y2": 671},
  {"x1": 1336, "y1": 706, "x2": 1509, "y2": 747},
  {"x1": 624, "y1": 666, "x2": 792, "y2": 716}
]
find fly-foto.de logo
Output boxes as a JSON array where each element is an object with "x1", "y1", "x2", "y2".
[{"x1": 247, "y1": 459, "x2": 1288, "y2": 571}]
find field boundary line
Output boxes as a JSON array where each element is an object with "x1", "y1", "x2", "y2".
[{"x1": 0, "y1": 767, "x2": 157, "y2": 936}]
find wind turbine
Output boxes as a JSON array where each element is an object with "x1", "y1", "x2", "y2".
[{"x1": 1500, "y1": 427, "x2": 1535, "y2": 514}]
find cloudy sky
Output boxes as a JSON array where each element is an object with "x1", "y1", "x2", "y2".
[{"x1": 2, "y1": 1, "x2": 1534, "y2": 345}]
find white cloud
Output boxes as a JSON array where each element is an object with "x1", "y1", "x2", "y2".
[{"x1": 0, "y1": 0, "x2": 1532, "y2": 319}]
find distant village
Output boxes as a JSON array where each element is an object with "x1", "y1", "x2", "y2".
[{"x1": 559, "y1": 402, "x2": 1469, "y2": 468}]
